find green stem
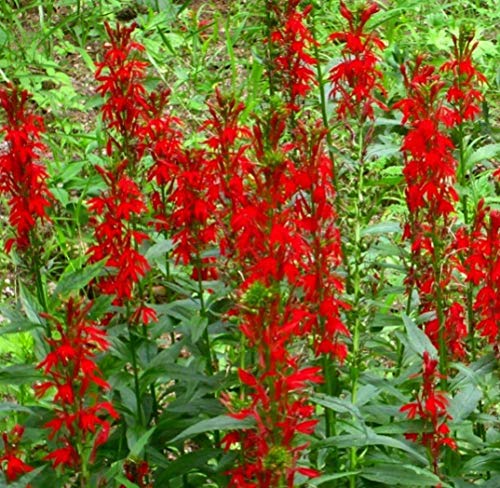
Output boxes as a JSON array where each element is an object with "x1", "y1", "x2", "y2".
[
  {"x1": 349, "y1": 124, "x2": 366, "y2": 488},
  {"x1": 128, "y1": 323, "x2": 144, "y2": 427},
  {"x1": 430, "y1": 233, "x2": 448, "y2": 387},
  {"x1": 194, "y1": 255, "x2": 220, "y2": 447},
  {"x1": 457, "y1": 123, "x2": 477, "y2": 361}
]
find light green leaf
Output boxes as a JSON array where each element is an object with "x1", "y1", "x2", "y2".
[
  {"x1": 361, "y1": 464, "x2": 445, "y2": 486},
  {"x1": 310, "y1": 393, "x2": 363, "y2": 421},
  {"x1": 449, "y1": 385, "x2": 482, "y2": 423},
  {"x1": 305, "y1": 472, "x2": 361, "y2": 486},
  {"x1": 402, "y1": 313, "x2": 437, "y2": 358},
  {"x1": 313, "y1": 429, "x2": 427, "y2": 464},
  {"x1": 19, "y1": 283, "x2": 43, "y2": 325},
  {"x1": 466, "y1": 143, "x2": 500, "y2": 167},
  {"x1": 361, "y1": 221, "x2": 401, "y2": 237}
]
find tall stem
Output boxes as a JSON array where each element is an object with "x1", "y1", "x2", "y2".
[{"x1": 349, "y1": 123, "x2": 366, "y2": 488}]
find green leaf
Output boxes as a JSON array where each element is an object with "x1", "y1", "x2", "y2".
[
  {"x1": 451, "y1": 354, "x2": 496, "y2": 389},
  {"x1": 128, "y1": 427, "x2": 156, "y2": 458},
  {"x1": 361, "y1": 221, "x2": 401, "y2": 237},
  {"x1": 0, "y1": 306, "x2": 39, "y2": 335},
  {"x1": 361, "y1": 464, "x2": 445, "y2": 486},
  {"x1": 0, "y1": 364, "x2": 42, "y2": 385},
  {"x1": 189, "y1": 315, "x2": 208, "y2": 344},
  {"x1": 53, "y1": 260, "x2": 104, "y2": 298},
  {"x1": 156, "y1": 448, "x2": 222, "y2": 482},
  {"x1": 402, "y1": 313, "x2": 437, "y2": 358},
  {"x1": 310, "y1": 393, "x2": 363, "y2": 421},
  {"x1": 305, "y1": 472, "x2": 361, "y2": 486},
  {"x1": 114, "y1": 476, "x2": 140, "y2": 488},
  {"x1": 170, "y1": 415, "x2": 255, "y2": 444},
  {"x1": 7, "y1": 466, "x2": 45, "y2": 488},
  {"x1": 0, "y1": 403, "x2": 35, "y2": 415},
  {"x1": 462, "y1": 452, "x2": 500, "y2": 473},
  {"x1": 19, "y1": 283, "x2": 43, "y2": 325},
  {"x1": 466, "y1": 143, "x2": 500, "y2": 167},
  {"x1": 448, "y1": 385, "x2": 482, "y2": 423},
  {"x1": 312, "y1": 429, "x2": 427, "y2": 464}
]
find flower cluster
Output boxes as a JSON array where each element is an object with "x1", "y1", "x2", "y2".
[
  {"x1": 35, "y1": 299, "x2": 118, "y2": 469},
  {"x1": 395, "y1": 57, "x2": 467, "y2": 358},
  {"x1": 90, "y1": 22, "x2": 154, "y2": 315},
  {"x1": 461, "y1": 201, "x2": 500, "y2": 350},
  {"x1": 268, "y1": 0, "x2": 318, "y2": 110},
  {"x1": 0, "y1": 425, "x2": 33, "y2": 483},
  {"x1": 292, "y1": 121, "x2": 349, "y2": 361},
  {"x1": 95, "y1": 22, "x2": 149, "y2": 164},
  {"x1": 329, "y1": 1, "x2": 386, "y2": 121},
  {"x1": 218, "y1": 111, "x2": 330, "y2": 486},
  {"x1": 0, "y1": 84, "x2": 53, "y2": 253},
  {"x1": 400, "y1": 352, "x2": 456, "y2": 474},
  {"x1": 88, "y1": 167, "x2": 150, "y2": 304},
  {"x1": 441, "y1": 28, "x2": 487, "y2": 125}
]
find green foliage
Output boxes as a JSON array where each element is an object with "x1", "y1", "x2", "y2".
[{"x1": 0, "y1": 0, "x2": 498, "y2": 487}]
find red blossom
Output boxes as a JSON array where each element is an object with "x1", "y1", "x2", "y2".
[
  {"x1": 329, "y1": 1, "x2": 387, "y2": 120},
  {"x1": 268, "y1": 1, "x2": 318, "y2": 109},
  {"x1": 400, "y1": 352, "x2": 456, "y2": 474},
  {"x1": 460, "y1": 202, "x2": 500, "y2": 349},
  {"x1": 90, "y1": 22, "x2": 155, "y2": 317},
  {"x1": 0, "y1": 425, "x2": 33, "y2": 483},
  {"x1": 396, "y1": 56, "x2": 467, "y2": 359},
  {"x1": 35, "y1": 299, "x2": 118, "y2": 469},
  {"x1": 120, "y1": 460, "x2": 153, "y2": 488},
  {"x1": 441, "y1": 29, "x2": 487, "y2": 125},
  {"x1": 218, "y1": 111, "x2": 329, "y2": 486},
  {"x1": 0, "y1": 84, "x2": 53, "y2": 252}
]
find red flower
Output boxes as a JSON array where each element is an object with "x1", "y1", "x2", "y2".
[
  {"x1": 95, "y1": 22, "x2": 150, "y2": 161},
  {"x1": 120, "y1": 460, "x2": 153, "y2": 488},
  {"x1": 219, "y1": 111, "x2": 325, "y2": 486},
  {"x1": 462, "y1": 202, "x2": 500, "y2": 348},
  {"x1": 329, "y1": 1, "x2": 387, "y2": 120},
  {"x1": 395, "y1": 56, "x2": 467, "y2": 359},
  {"x1": 90, "y1": 22, "x2": 155, "y2": 319},
  {"x1": 400, "y1": 352, "x2": 456, "y2": 474},
  {"x1": 35, "y1": 299, "x2": 118, "y2": 469},
  {"x1": 268, "y1": 1, "x2": 318, "y2": 109},
  {"x1": 441, "y1": 29, "x2": 487, "y2": 125},
  {"x1": 0, "y1": 84, "x2": 53, "y2": 252},
  {"x1": 0, "y1": 425, "x2": 33, "y2": 482}
]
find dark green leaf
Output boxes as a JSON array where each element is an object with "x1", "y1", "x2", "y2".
[
  {"x1": 53, "y1": 260, "x2": 104, "y2": 298},
  {"x1": 156, "y1": 448, "x2": 222, "y2": 482},
  {"x1": 361, "y1": 464, "x2": 444, "y2": 486},
  {"x1": 0, "y1": 364, "x2": 42, "y2": 385},
  {"x1": 169, "y1": 415, "x2": 255, "y2": 444}
]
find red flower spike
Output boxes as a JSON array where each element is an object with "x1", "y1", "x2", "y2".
[
  {"x1": 329, "y1": 1, "x2": 387, "y2": 121},
  {"x1": 401, "y1": 352, "x2": 456, "y2": 474},
  {"x1": 395, "y1": 56, "x2": 467, "y2": 358},
  {"x1": 267, "y1": 1, "x2": 318, "y2": 110},
  {"x1": 216, "y1": 109, "x2": 341, "y2": 486},
  {"x1": 441, "y1": 29, "x2": 487, "y2": 125},
  {"x1": 89, "y1": 22, "x2": 157, "y2": 317},
  {"x1": 0, "y1": 84, "x2": 53, "y2": 252},
  {"x1": 36, "y1": 298, "x2": 117, "y2": 469},
  {"x1": 461, "y1": 202, "x2": 500, "y2": 349}
]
